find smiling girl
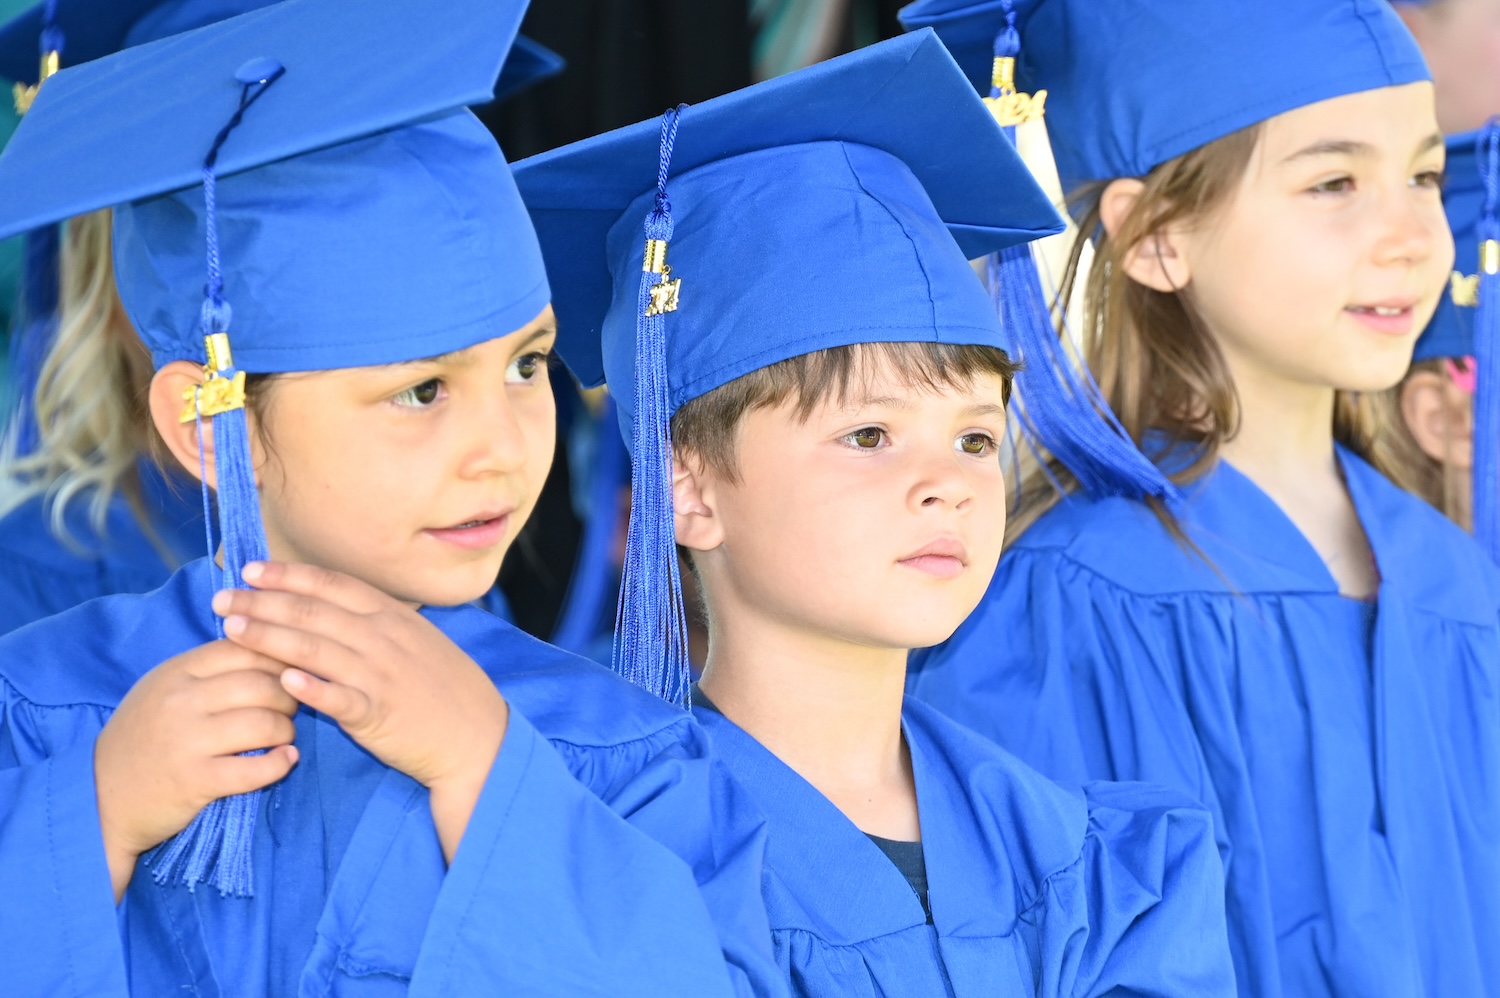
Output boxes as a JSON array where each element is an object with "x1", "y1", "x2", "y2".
[
  {"x1": 901, "y1": 0, "x2": 1500, "y2": 995},
  {"x1": 0, "y1": 1, "x2": 779, "y2": 994}
]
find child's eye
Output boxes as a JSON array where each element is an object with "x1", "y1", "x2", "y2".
[
  {"x1": 1309, "y1": 176, "x2": 1354, "y2": 195},
  {"x1": 507, "y1": 351, "x2": 549, "y2": 384},
  {"x1": 957, "y1": 432, "x2": 996, "y2": 456},
  {"x1": 1413, "y1": 169, "x2": 1446, "y2": 190},
  {"x1": 842, "y1": 426, "x2": 886, "y2": 450},
  {"x1": 392, "y1": 378, "x2": 444, "y2": 408}
]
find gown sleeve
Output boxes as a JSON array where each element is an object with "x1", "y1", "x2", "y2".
[
  {"x1": 0, "y1": 683, "x2": 130, "y2": 997},
  {"x1": 409, "y1": 706, "x2": 783, "y2": 997},
  {"x1": 1040, "y1": 781, "x2": 1236, "y2": 998}
]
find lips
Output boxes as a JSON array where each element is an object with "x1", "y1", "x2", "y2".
[
  {"x1": 897, "y1": 538, "x2": 969, "y2": 579},
  {"x1": 423, "y1": 509, "x2": 514, "y2": 551},
  {"x1": 1345, "y1": 298, "x2": 1419, "y2": 336}
]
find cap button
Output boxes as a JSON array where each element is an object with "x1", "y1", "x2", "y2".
[{"x1": 234, "y1": 57, "x2": 283, "y2": 85}]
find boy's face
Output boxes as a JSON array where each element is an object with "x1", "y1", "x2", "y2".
[
  {"x1": 247, "y1": 307, "x2": 558, "y2": 607},
  {"x1": 680, "y1": 357, "x2": 1009, "y2": 652}
]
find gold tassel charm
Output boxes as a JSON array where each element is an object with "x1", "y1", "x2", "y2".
[
  {"x1": 179, "y1": 332, "x2": 247, "y2": 422},
  {"x1": 12, "y1": 49, "x2": 59, "y2": 116},
  {"x1": 1453, "y1": 271, "x2": 1481, "y2": 308},
  {"x1": 984, "y1": 55, "x2": 1046, "y2": 128},
  {"x1": 642, "y1": 238, "x2": 682, "y2": 317}
]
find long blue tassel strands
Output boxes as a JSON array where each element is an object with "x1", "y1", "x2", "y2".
[
  {"x1": 1472, "y1": 120, "x2": 1500, "y2": 562},
  {"x1": 613, "y1": 106, "x2": 692, "y2": 707},
  {"x1": 149, "y1": 59, "x2": 285, "y2": 897},
  {"x1": 5, "y1": 0, "x2": 64, "y2": 456},
  {"x1": 982, "y1": 5, "x2": 1178, "y2": 505}
]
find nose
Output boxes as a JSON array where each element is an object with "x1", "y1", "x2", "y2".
[
  {"x1": 908, "y1": 445, "x2": 978, "y2": 513},
  {"x1": 461, "y1": 382, "x2": 548, "y2": 479},
  {"x1": 1371, "y1": 182, "x2": 1446, "y2": 271}
]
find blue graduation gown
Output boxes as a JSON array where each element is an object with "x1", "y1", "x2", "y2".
[
  {"x1": 0, "y1": 558, "x2": 783, "y2": 996},
  {"x1": 694, "y1": 697, "x2": 1237, "y2": 996},
  {"x1": 909, "y1": 447, "x2": 1500, "y2": 997},
  {"x1": 0, "y1": 461, "x2": 204, "y2": 636}
]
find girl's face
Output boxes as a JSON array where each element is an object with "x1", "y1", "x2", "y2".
[
  {"x1": 247, "y1": 307, "x2": 557, "y2": 607},
  {"x1": 1174, "y1": 82, "x2": 1452, "y2": 396}
]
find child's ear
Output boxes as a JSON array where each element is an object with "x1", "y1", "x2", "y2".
[
  {"x1": 1099, "y1": 177, "x2": 1193, "y2": 293},
  {"x1": 1400, "y1": 368, "x2": 1475, "y2": 470},
  {"x1": 673, "y1": 450, "x2": 725, "y2": 553},
  {"x1": 149, "y1": 361, "x2": 218, "y2": 488}
]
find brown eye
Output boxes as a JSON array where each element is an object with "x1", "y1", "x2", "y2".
[
  {"x1": 508, "y1": 351, "x2": 547, "y2": 383},
  {"x1": 393, "y1": 378, "x2": 443, "y2": 408},
  {"x1": 958, "y1": 433, "x2": 993, "y2": 456},
  {"x1": 845, "y1": 427, "x2": 885, "y2": 449}
]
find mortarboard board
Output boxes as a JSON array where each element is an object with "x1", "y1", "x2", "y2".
[
  {"x1": 898, "y1": 0, "x2": 1429, "y2": 199},
  {"x1": 514, "y1": 29, "x2": 1064, "y2": 705},
  {"x1": 1415, "y1": 124, "x2": 1500, "y2": 561},
  {"x1": 0, "y1": 0, "x2": 547, "y2": 897}
]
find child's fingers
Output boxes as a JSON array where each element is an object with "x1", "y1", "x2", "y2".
[
  {"x1": 239, "y1": 561, "x2": 390, "y2": 615},
  {"x1": 196, "y1": 669, "x2": 300, "y2": 717},
  {"x1": 207, "y1": 745, "x2": 300, "y2": 798},
  {"x1": 203, "y1": 706, "x2": 298, "y2": 757},
  {"x1": 280, "y1": 668, "x2": 373, "y2": 730},
  {"x1": 214, "y1": 587, "x2": 367, "y2": 648},
  {"x1": 178, "y1": 640, "x2": 290, "y2": 681},
  {"x1": 219, "y1": 612, "x2": 362, "y2": 688}
]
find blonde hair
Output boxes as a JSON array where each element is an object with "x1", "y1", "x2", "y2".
[
  {"x1": 1010, "y1": 124, "x2": 1427, "y2": 541},
  {"x1": 0, "y1": 209, "x2": 166, "y2": 552}
]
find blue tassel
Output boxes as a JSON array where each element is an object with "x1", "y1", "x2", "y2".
[
  {"x1": 983, "y1": 6, "x2": 1179, "y2": 505},
  {"x1": 613, "y1": 107, "x2": 691, "y2": 707},
  {"x1": 1471, "y1": 121, "x2": 1500, "y2": 562},
  {"x1": 149, "y1": 65, "x2": 282, "y2": 897}
]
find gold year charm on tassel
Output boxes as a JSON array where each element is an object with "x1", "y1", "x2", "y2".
[
  {"x1": 1452, "y1": 271, "x2": 1481, "y2": 308},
  {"x1": 643, "y1": 238, "x2": 682, "y2": 317},
  {"x1": 179, "y1": 332, "x2": 248, "y2": 422},
  {"x1": 13, "y1": 48, "x2": 59, "y2": 116},
  {"x1": 983, "y1": 55, "x2": 1047, "y2": 128}
]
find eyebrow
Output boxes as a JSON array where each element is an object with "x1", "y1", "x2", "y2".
[
  {"x1": 962, "y1": 402, "x2": 1009, "y2": 421},
  {"x1": 837, "y1": 396, "x2": 1008, "y2": 421},
  {"x1": 1281, "y1": 131, "x2": 1445, "y2": 164}
]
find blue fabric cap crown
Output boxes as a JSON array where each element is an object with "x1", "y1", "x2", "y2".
[
  {"x1": 517, "y1": 29, "x2": 1062, "y2": 405},
  {"x1": 0, "y1": 0, "x2": 550, "y2": 371},
  {"x1": 515, "y1": 30, "x2": 1063, "y2": 706},
  {"x1": 899, "y1": 0, "x2": 1430, "y2": 194}
]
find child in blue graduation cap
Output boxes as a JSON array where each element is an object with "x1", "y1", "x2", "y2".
[
  {"x1": 0, "y1": 0, "x2": 784, "y2": 994},
  {"x1": 0, "y1": 0, "x2": 561, "y2": 637},
  {"x1": 516, "y1": 31, "x2": 1236, "y2": 996},
  {"x1": 901, "y1": 1, "x2": 1500, "y2": 995}
]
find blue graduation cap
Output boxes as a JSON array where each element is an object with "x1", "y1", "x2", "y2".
[
  {"x1": 898, "y1": 0, "x2": 1428, "y2": 198},
  {"x1": 0, "y1": 0, "x2": 546, "y2": 897},
  {"x1": 1415, "y1": 125, "x2": 1500, "y2": 561},
  {"x1": 514, "y1": 29, "x2": 1065, "y2": 705},
  {"x1": 896, "y1": 0, "x2": 1181, "y2": 506}
]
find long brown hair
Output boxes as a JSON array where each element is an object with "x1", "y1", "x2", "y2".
[{"x1": 1009, "y1": 123, "x2": 1426, "y2": 540}]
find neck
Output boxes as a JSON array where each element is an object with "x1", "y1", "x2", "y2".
[
  {"x1": 1217, "y1": 359, "x2": 1339, "y2": 484},
  {"x1": 697, "y1": 601, "x2": 917, "y2": 839}
]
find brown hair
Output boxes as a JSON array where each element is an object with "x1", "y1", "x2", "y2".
[
  {"x1": 1010, "y1": 123, "x2": 1426, "y2": 540},
  {"x1": 671, "y1": 340, "x2": 1016, "y2": 482}
]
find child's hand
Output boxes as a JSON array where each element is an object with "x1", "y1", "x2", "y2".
[
  {"x1": 214, "y1": 562, "x2": 509, "y2": 861},
  {"x1": 94, "y1": 641, "x2": 301, "y2": 901}
]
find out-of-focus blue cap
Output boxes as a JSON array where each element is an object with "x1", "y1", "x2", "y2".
[
  {"x1": 514, "y1": 30, "x2": 1063, "y2": 706},
  {"x1": 516, "y1": 28, "x2": 1062, "y2": 416},
  {"x1": 898, "y1": 0, "x2": 1430, "y2": 193},
  {"x1": 0, "y1": 0, "x2": 562, "y2": 98},
  {"x1": 0, "y1": 0, "x2": 550, "y2": 372},
  {"x1": 1415, "y1": 131, "x2": 1486, "y2": 361}
]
